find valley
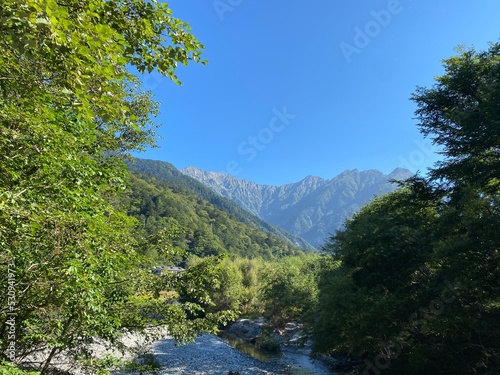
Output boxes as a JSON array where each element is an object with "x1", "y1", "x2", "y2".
[{"x1": 181, "y1": 166, "x2": 413, "y2": 247}]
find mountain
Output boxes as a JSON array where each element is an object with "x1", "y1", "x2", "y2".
[
  {"x1": 180, "y1": 167, "x2": 413, "y2": 247},
  {"x1": 126, "y1": 158, "x2": 315, "y2": 250},
  {"x1": 119, "y1": 171, "x2": 306, "y2": 260}
]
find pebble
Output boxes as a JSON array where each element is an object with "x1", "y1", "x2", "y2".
[{"x1": 151, "y1": 334, "x2": 282, "y2": 375}]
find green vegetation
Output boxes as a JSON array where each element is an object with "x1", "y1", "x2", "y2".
[
  {"x1": 255, "y1": 333, "x2": 281, "y2": 353},
  {"x1": 0, "y1": 1, "x2": 498, "y2": 373},
  {"x1": 260, "y1": 255, "x2": 321, "y2": 327},
  {"x1": 126, "y1": 158, "x2": 316, "y2": 250},
  {"x1": 312, "y1": 43, "x2": 500, "y2": 374},
  {"x1": 0, "y1": 1, "x2": 232, "y2": 373},
  {"x1": 121, "y1": 172, "x2": 305, "y2": 260},
  {"x1": 215, "y1": 255, "x2": 322, "y2": 321}
]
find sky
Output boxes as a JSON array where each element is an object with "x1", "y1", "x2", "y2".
[{"x1": 134, "y1": 0, "x2": 500, "y2": 186}]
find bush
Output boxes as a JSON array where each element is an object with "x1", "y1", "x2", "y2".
[{"x1": 255, "y1": 334, "x2": 280, "y2": 353}]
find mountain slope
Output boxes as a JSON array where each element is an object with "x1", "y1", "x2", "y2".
[
  {"x1": 120, "y1": 171, "x2": 306, "y2": 259},
  {"x1": 180, "y1": 167, "x2": 413, "y2": 247},
  {"x1": 126, "y1": 158, "x2": 315, "y2": 250}
]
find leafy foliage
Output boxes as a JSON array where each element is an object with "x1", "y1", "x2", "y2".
[
  {"x1": 313, "y1": 43, "x2": 500, "y2": 374},
  {"x1": 0, "y1": 1, "x2": 233, "y2": 373},
  {"x1": 314, "y1": 189, "x2": 440, "y2": 359},
  {"x1": 259, "y1": 255, "x2": 322, "y2": 327},
  {"x1": 411, "y1": 43, "x2": 500, "y2": 192}
]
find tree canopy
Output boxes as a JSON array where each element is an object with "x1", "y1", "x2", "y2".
[
  {"x1": 411, "y1": 43, "x2": 500, "y2": 192},
  {"x1": 313, "y1": 43, "x2": 500, "y2": 375},
  {"x1": 0, "y1": 1, "x2": 234, "y2": 373}
]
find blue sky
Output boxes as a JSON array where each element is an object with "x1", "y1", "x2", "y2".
[{"x1": 136, "y1": 0, "x2": 500, "y2": 186}]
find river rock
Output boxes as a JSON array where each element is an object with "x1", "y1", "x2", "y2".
[
  {"x1": 270, "y1": 322, "x2": 311, "y2": 348},
  {"x1": 227, "y1": 319, "x2": 264, "y2": 341}
]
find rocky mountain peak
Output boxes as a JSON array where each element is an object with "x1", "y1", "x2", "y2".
[{"x1": 181, "y1": 167, "x2": 413, "y2": 247}]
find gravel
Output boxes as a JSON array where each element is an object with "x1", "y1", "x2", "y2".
[
  {"x1": 22, "y1": 329, "x2": 337, "y2": 375},
  {"x1": 150, "y1": 334, "x2": 282, "y2": 375},
  {"x1": 149, "y1": 334, "x2": 338, "y2": 375}
]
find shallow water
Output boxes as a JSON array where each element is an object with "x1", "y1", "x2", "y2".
[
  {"x1": 280, "y1": 347, "x2": 336, "y2": 375},
  {"x1": 219, "y1": 331, "x2": 282, "y2": 362},
  {"x1": 219, "y1": 332, "x2": 336, "y2": 374}
]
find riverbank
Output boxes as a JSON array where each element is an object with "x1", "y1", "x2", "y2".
[
  {"x1": 148, "y1": 334, "x2": 339, "y2": 375},
  {"x1": 21, "y1": 329, "x2": 339, "y2": 374},
  {"x1": 150, "y1": 334, "x2": 281, "y2": 374}
]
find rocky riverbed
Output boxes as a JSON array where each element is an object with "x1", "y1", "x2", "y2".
[
  {"x1": 150, "y1": 334, "x2": 282, "y2": 374},
  {"x1": 23, "y1": 326, "x2": 340, "y2": 374},
  {"x1": 147, "y1": 333, "x2": 337, "y2": 375}
]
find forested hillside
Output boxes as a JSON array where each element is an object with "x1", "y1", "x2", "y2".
[
  {"x1": 126, "y1": 158, "x2": 315, "y2": 250},
  {"x1": 120, "y1": 171, "x2": 305, "y2": 260}
]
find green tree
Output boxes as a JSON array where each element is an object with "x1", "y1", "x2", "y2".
[
  {"x1": 314, "y1": 43, "x2": 500, "y2": 374},
  {"x1": 210, "y1": 257, "x2": 265, "y2": 316},
  {"x1": 314, "y1": 189, "x2": 439, "y2": 359},
  {"x1": 0, "y1": 1, "x2": 232, "y2": 373},
  {"x1": 409, "y1": 43, "x2": 500, "y2": 373},
  {"x1": 327, "y1": 188, "x2": 438, "y2": 292},
  {"x1": 411, "y1": 43, "x2": 500, "y2": 193},
  {"x1": 260, "y1": 255, "x2": 322, "y2": 327}
]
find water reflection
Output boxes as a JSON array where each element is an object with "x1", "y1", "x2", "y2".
[
  {"x1": 219, "y1": 331, "x2": 336, "y2": 375},
  {"x1": 218, "y1": 331, "x2": 282, "y2": 362}
]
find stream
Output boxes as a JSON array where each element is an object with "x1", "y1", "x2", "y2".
[{"x1": 220, "y1": 332, "x2": 338, "y2": 375}]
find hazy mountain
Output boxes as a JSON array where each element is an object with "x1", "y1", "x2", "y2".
[
  {"x1": 126, "y1": 158, "x2": 315, "y2": 250},
  {"x1": 180, "y1": 167, "x2": 413, "y2": 247}
]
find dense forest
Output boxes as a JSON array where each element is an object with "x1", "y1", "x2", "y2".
[
  {"x1": 125, "y1": 158, "x2": 315, "y2": 251},
  {"x1": 0, "y1": 0, "x2": 499, "y2": 374},
  {"x1": 121, "y1": 171, "x2": 304, "y2": 260},
  {"x1": 311, "y1": 44, "x2": 500, "y2": 374}
]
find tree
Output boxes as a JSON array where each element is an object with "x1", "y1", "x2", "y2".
[
  {"x1": 411, "y1": 43, "x2": 500, "y2": 193},
  {"x1": 410, "y1": 44, "x2": 500, "y2": 372},
  {"x1": 327, "y1": 188, "x2": 438, "y2": 291},
  {"x1": 314, "y1": 189, "x2": 440, "y2": 364},
  {"x1": 260, "y1": 255, "x2": 321, "y2": 327},
  {"x1": 314, "y1": 43, "x2": 500, "y2": 374},
  {"x1": 0, "y1": 1, "x2": 232, "y2": 373}
]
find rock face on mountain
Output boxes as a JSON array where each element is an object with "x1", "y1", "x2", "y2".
[{"x1": 180, "y1": 167, "x2": 413, "y2": 247}]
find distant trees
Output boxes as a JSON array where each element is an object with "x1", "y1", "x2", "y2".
[
  {"x1": 313, "y1": 43, "x2": 500, "y2": 374},
  {"x1": 201, "y1": 255, "x2": 324, "y2": 325},
  {"x1": 260, "y1": 255, "x2": 322, "y2": 327},
  {"x1": 126, "y1": 158, "x2": 314, "y2": 250}
]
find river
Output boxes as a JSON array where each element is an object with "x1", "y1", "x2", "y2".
[
  {"x1": 220, "y1": 332, "x2": 338, "y2": 375},
  {"x1": 148, "y1": 333, "x2": 341, "y2": 374}
]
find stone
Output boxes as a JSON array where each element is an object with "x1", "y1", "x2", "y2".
[{"x1": 227, "y1": 319, "x2": 263, "y2": 341}]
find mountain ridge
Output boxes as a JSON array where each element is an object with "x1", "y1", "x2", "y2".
[
  {"x1": 126, "y1": 158, "x2": 315, "y2": 250},
  {"x1": 180, "y1": 166, "x2": 413, "y2": 247}
]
